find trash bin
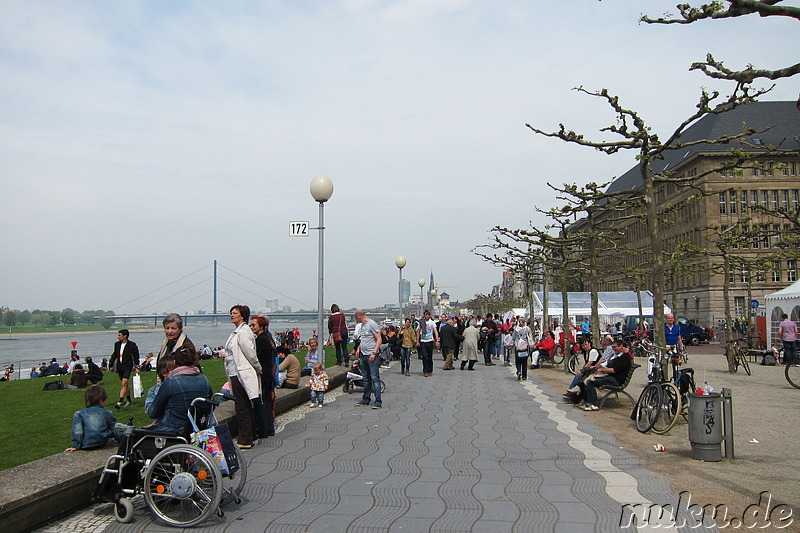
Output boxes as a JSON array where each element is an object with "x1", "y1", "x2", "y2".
[{"x1": 687, "y1": 392, "x2": 723, "y2": 461}]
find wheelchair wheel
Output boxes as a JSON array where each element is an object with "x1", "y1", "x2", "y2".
[
  {"x1": 143, "y1": 444, "x2": 223, "y2": 528},
  {"x1": 567, "y1": 354, "x2": 579, "y2": 375},
  {"x1": 114, "y1": 497, "x2": 134, "y2": 523},
  {"x1": 551, "y1": 348, "x2": 564, "y2": 365},
  {"x1": 221, "y1": 446, "x2": 247, "y2": 506}
]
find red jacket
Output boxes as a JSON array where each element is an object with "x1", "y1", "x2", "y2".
[{"x1": 536, "y1": 337, "x2": 555, "y2": 353}]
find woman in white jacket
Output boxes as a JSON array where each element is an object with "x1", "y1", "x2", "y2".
[{"x1": 224, "y1": 304, "x2": 262, "y2": 449}]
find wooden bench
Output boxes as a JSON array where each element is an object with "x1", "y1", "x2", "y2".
[{"x1": 597, "y1": 363, "x2": 641, "y2": 409}]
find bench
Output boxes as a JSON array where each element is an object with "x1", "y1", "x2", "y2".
[{"x1": 597, "y1": 363, "x2": 641, "y2": 409}]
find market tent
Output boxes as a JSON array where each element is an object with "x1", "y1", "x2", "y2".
[
  {"x1": 529, "y1": 291, "x2": 669, "y2": 328},
  {"x1": 764, "y1": 280, "x2": 800, "y2": 347}
]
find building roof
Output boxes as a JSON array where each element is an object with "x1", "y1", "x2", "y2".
[{"x1": 606, "y1": 101, "x2": 800, "y2": 194}]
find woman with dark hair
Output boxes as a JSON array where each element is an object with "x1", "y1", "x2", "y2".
[
  {"x1": 146, "y1": 347, "x2": 212, "y2": 434},
  {"x1": 224, "y1": 304, "x2": 262, "y2": 449},
  {"x1": 328, "y1": 303, "x2": 349, "y2": 366},
  {"x1": 156, "y1": 313, "x2": 198, "y2": 372},
  {"x1": 250, "y1": 315, "x2": 276, "y2": 438}
]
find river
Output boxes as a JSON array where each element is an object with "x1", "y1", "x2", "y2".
[{"x1": 0, "y1": 320, "x2": 319, "y2": 380}]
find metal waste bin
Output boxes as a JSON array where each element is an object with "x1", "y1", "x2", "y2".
[{"x1": 687, "y1": 392, "x2": 723, "y2": 461}]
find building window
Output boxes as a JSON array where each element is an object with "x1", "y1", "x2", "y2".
[
  {"x1": 734, "y1": 297, "x2": 745, "y2": 316},
  {"x1": 751, "y1": 190, "x2": 758, "y2": 206},
  {"x1": 756, "y1": 270, "x2": 766, "y2": 282},
  {"x1": 773, "y1": 270, "x2": 782, "y2": 283},
  {"x1": 761, "y1": 190, "x2": 768, "y2": 207},
  {"x1": 729, "y1": 190, "x2": 737, "y2": 214},
  {"x1": 719, "y1": 193, "x2": 727, "y2": 214},
  {"x1": 794, "y1": 190, "x2": 799, "y2": 211},
  {"x1": 789, "y1": 260, "x2": 797, "y2": 283},
  {"x1": 728, "y1": 267, "x2": 736, "y2": 283},
  {"x1": 772, "y1": 190, "x2": 779, "y2": 210},
  {"x1": 740, "y1": 269, "x2": 750, "y2": 283},
  {"x1": 762, "y1": 224, "x2": 770, "y2": 248},
  {"x1": 773, "y1": 224, "x2": 782, "y2": 247},
  {"x1": 782, "y1": 190, "x2": 790, "y2": 209},
  {"x1": 752, "y1": 166, "x2": 759, "y2": 177}
]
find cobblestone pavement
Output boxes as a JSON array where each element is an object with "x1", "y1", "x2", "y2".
[{"x1": 41, "y1": 363, "x2": 715, "y2": 532}]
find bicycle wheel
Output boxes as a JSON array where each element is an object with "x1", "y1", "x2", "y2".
[
  {"x1": 551, "y1": 347, "x2": 565, "y2": 365},
  {"x1": 652, "y1": 383, "x2": 681, "y2": 435},
  {"x1": 785, "y1": 363, "x2": 800, "y2": 389},
  {"x1": 634, "y1": 384, "x2": 661, "y2": 434},
  {"x1": 143, "y1": 444, "x2": 223, "y2": 528},
  {"x1": 567, "y1": 355, "x2": 579, "y2": 375}
]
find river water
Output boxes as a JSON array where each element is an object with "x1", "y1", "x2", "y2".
[{"x1": 0, "y1": 321, "x2": 319, "y2": 380}]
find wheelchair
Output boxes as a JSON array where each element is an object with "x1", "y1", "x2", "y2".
[{"x1": 93, "y1": 394, "x2": 247, "y2": 527}]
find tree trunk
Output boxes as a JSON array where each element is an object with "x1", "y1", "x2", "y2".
[
  {"x1": 562, "y1": 283, "x2": 571, "y2": 374},
  {"x1": 643, "y1": 166, "x2": 667, "y2": 347},
  {"x1": 588, "y1": 213, "x2": 601, "y2": 347},
  {"x1": 723, "y1": 251, "x2": 736, "y2": 372},
  {"x1": 542, "y1": 267, "x2": 550, "y2": 340}
]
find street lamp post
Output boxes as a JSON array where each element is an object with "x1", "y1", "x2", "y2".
[
  {"x1": 429, "y1": 288, "x2": 437, "y2": 315},
  {"x1": 418, "y1": 278, "x2": 426, "y2": 318},
  {"x1": 310, "y1": 175, "x2": 333, "y2": 350},
  {"x1": 396, "y1": 256, "x2": 406, "y2": 324}
]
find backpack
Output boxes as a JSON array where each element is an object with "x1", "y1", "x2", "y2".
[
  {"x1": 515, "y1": 337, "x2": 529, "y2": 351},
  {"x1": 43, "y1": 380, "x2": 65, "y2": 391},
  {"x1": 762, "y1": 353, "x2": 777, "y2": 366}
]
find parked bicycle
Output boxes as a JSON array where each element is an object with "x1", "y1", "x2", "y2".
[
  {"x1": 634, "y1": 343, "x2": 694, "y2": 435},
  {"x1": 724, "y1": 341, "x2": 752, "y2": 375},
  {"x1": 785, "y1": 362, "x2": 800, "y2": 389}
]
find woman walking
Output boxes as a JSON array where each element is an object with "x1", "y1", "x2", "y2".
[
  {"x1": 224, "y1": 304, "x2": 262, "y2": 449},
  {"x1": 328, "y1": 304, "x2": 349, "y2": 366},
  {"x1": 513, "y1": 317, "x2": 534, "y2": 381}
]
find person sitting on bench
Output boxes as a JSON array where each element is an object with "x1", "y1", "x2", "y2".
[
  {"x1": 574, "y1": 340, "x2": 633, "y2": 411},
  {"x1": 530, "y1": 331, "x2": 556, "y2": 369}
]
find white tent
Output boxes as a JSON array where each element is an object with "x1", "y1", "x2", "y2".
[
  {"x1": 764, "y1": 280, "x2": 800, "y2": 347},
  {"x1": 529, "y1": 291, "x2": 669, "y2": 327}
]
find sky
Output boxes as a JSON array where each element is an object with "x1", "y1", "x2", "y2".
[{"x1": 1, "y1": 1, "x2": 797, "y2": 314}]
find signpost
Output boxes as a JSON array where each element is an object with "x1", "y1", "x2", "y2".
[{"x1": 289, "y1": 221, "x2": 310, "y2": 237}]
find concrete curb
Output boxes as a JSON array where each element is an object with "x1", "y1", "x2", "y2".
[{"x1": 0, "y1": 366, "x2": 347, "y2": 533}]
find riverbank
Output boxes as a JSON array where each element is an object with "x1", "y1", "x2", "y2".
[{"x1": 1, "y1": 326, "x2": 161, "y2": 338}]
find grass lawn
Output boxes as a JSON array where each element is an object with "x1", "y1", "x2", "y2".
[{"x1": 0, "y1": 347, "x2": 335, "y2": 471}]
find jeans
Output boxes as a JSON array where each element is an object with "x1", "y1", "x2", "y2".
[
  {"x1": 334, "y1": 334, "x2": 349, "y2": 365},
  {"x1": 400, "y1": 346, "x2": 412, "y2": 372},
  {"x1": 584, "y1": 376, "x2": 618, "y2": 406},
  {"x1": 359, "y1": 355, "x2": 382, "y2": 406},
  {"x1": 515, "y1": 353, "x2": 528, "y2": 379},
  {"x1": 494, "y1": 337, "x2": 502, "y2": 358},
  {"x1": 310, "y1": 390, "x2": 325, "y2": 405},
  {"x1": 483, "y1": 341, "x2": 493, "y2": 364},
  {"x1": 503, "y1": 345, "x2": 513, "y2": 365},
  {"x1": 419, "y1": 342, "x2": 434, "y2": 374},
  {"x1": 783, "y1": 340, "x2": 797, "y2": 364}
]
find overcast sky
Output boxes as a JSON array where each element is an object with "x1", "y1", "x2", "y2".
[{"x1": 1, "y1": 1, "x2": 797, "y2": 314}]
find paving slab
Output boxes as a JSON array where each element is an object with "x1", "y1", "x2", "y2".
[{"x1": 41, "y1": 362, "x2": 716, "y2": 532}]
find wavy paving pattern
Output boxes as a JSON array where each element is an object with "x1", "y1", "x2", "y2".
[{"x1": 98, "y1": 363, "x2": 711, "y2": 533}]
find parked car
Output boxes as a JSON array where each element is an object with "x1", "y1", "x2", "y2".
[{"x1": 622, "y1": 315, "x2": 709, "y2": 345}]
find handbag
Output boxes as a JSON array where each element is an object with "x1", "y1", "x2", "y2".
[
  {"x1": 332, "y1": 331, "x2": 342, "y2": 343},
  {"x1": 132, "y1": 374, "x2": 143, "y2": 398}
]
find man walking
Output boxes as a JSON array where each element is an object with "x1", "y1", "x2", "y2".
[
  {"x1": 779, "y1": 313, "x2": 797, "y2": 364},
  {"x1": 440, "y1": 317, "x2": 464, "y2": 370},
  {"x1": 355, "y1": 309, "x2": 383, "y2": 409},
  {"x1": 109, "y1": 329, "x2": 140, "y2": 408},
  {"x1": 483, "y1": 313, "x2": 497, "y2": 366}
]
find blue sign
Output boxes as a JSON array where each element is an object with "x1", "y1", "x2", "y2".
[{"x1": 750, "y1": 300, "x2": 759, "y2": 309}]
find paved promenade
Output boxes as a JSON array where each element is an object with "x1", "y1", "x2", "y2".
[{"x1": 43, "y1": 363, "x2": 713, "y2": 532}]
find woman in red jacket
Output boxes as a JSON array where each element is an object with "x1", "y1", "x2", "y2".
[{"x1": 531, "y1": 331, "x2": 556, "y2": 369}]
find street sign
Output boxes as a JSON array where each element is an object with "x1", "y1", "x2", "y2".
[
  {"x1": 750, "y1": 299, "x2": 759, "y2": 309},
  {"x1": 289, "y1": 221, "x2": 310, "y2": 237}
]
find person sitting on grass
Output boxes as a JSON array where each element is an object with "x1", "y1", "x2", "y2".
[
  {"x1": 67, "y1": 364, "x2": 89, "y2": 389},
  {"x1": 65, "y1": 386, "x2": 118, "y2": 452}
]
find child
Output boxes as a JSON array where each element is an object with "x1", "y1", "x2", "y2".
[
  {"x1": 502, "y1": 328, "x2": 514, "y2": 367},
  {"x1": 65, "y1": 386, "x2": 117, "y2": 451},
  {"x1": 307, "y1": 362, "x2": 329, "y2": 408}
]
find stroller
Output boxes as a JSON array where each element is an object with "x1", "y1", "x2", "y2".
[
  {"x1": 93, "y1": 394, "x2": 246, "y2": 527},
  {"x1": 342, "y1": 358, "x2": 386, "y2": 394}
]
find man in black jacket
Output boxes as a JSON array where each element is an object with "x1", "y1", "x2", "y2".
[
  {"x1": 84, "y1": 356, "x2": 104, "y2": 384},
  {"x1": 440, "y1": 317, "x2": 464, "y2": 371},
  {"x1": 109, "y1": 329, "x2": 140, "y2": 408}
]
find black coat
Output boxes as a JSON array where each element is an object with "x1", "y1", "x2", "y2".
[
  {"x1": 110, "y1": 340, "x2": 140, "y2": 371},
  {"x1": 440, "y1": 323, "x2": 464, "y2": 350}
]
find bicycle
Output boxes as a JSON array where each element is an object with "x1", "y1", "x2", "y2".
[
  {"x1": 634, "y1": 344, "x2": 692, "y2": 434},
  {"x1": 725, "y1": 341, "x2": 752, "y2": 375}
]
